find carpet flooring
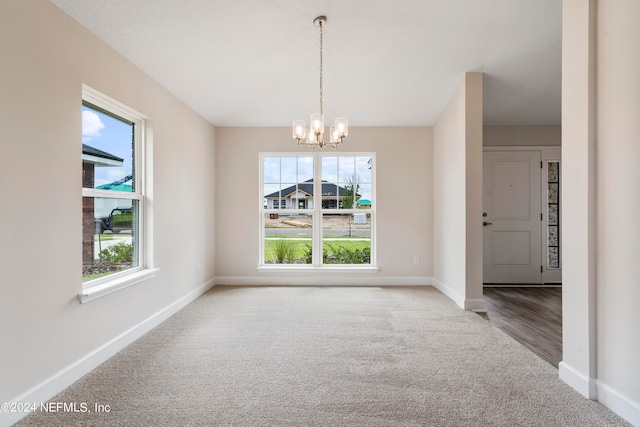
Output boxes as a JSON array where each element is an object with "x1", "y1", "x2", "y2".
[{"x1": 16, "y1": 286, "x2": 629, "y2": 426}]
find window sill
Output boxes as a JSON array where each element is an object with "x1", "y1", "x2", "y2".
[
  {"x1": 79, "y1": 268, "x2": 158, "y2": 304},
  {"x1": 257, "y1": 265, "x2": 379, "y2": 274}
]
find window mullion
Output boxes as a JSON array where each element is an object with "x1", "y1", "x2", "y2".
[
  {"x1": 313, "y1": 154, "x2": 322, "y2": 266},
  {"x1": 83, "y1": 188, "x2": 143, "y2": 200}
]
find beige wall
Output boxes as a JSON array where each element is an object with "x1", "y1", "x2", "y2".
[
  {"x1": 484, "y1": 125, "x2": 561, "y2": 146},
  {"x1": 560, "y1": 0, "x2": 598, "y2": 399},
  {"x1": 464, "y1": 73, "x2": 484, "y2": 308},
  {"x1": 595, "y1": 0, "x2": 640, "y2": 417},
  {"x1": 433, "y1": 72, "x2": 484, "y2": 310},
  {"x1": 0, "y1": 0, "x2": 216, "y2": 409},
  {"x1": 215, "y1": 127, "x2": 432, "y2": 284},
  {"x1": 562, "y1": 0, "x2": 640, "y2": 423}
]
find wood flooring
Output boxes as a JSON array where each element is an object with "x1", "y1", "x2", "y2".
[{"x1": 478, "y1": 286, "x2": 562, "y2": 367}]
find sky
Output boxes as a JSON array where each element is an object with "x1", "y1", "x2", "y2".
[{"x1": 82, "y1": 105, "x2": 134, "y2": 189}]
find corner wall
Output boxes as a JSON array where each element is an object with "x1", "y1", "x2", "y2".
[
  {"x1": 561, "y1": 0, "x2": 640, "y2": 424},
  {"x1": 0, "y1": 1, "x2": 216, "y2": 423},
  {"x1": 594, "y1": 0, "x2": 640, "y2": 423},
  {"x1": 432, "y1": 72, "x2": 484, "y2": 310}
]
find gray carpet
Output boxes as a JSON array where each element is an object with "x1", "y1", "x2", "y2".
[{"x1": 17, "y1": 286, "x2": 629, "y2": 426}]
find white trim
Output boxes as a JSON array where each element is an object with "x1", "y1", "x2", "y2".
[
  {"x1": 81, "y1": 188, "x2": 143, "y2": 200},
  {"x1": 597, "y1": 380, "x2": 640, "y2": 426},
  {"x1": 259, "y1": 152, "x2": 376, "y2": 268},
  {"x1": 464, "y1": 298, "x2": 487, "y2": 311},
  {"x1": 257, "y1": 266, "x2": 379, "y2": 274},
  {"x1": 82, "y1": 85, "x2": 151, "y2": 294},
  {"x1": 79, "y1": 268, "x2": 158, "y2": 303},
  {"x1": 3, "y1": 279, "x2": 215, "y2": 427},
  {"x1": 82, "y1": 84, "x2": 150, "y2": 123},
  {"x1": 419, "y1": 279, "x2": 485, "y2": 311},
  {"x1": 215, "y1": 275, "x2": 430, "y2": 287},
  {"x1": 558, "y1": 361, "x2": 598, "y2": 399},
  {"x1": 431, "y1": 278, "x2": 465, "y2": 309}
]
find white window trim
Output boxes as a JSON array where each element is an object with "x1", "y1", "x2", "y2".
[
  {"x1": 259, "y1": 152, "x2": 377, "y2": 270},
  {"x1": 81, "y1": 85, "x2": 154, "y2": 302},
  {"x1": 79, "y1": 268, "x2": 158, "y2": 303}
]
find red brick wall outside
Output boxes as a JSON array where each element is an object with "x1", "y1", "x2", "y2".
[{"x1": 82, "y1": 163, "x2": 95, "y2": 265}]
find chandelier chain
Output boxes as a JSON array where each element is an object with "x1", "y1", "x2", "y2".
[{"x1": 319, "y1": 18, "x2": 323, "y2": 115}]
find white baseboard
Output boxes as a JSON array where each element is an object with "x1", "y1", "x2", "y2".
[
  {"x1": 559, "y1": 362, "x2": 640, "y2": 425},
  {"x1": 431, "y1": 278, "x2": 464, "y2": 308},
  {"x1": 2, "y1": 279, "x2": 216, "y2": 427},
  {"x1": 431, "y1": 279, "x2": 487, "y2": 312},
  {"x1": 431, "y1": 278, "x2": 465, "y2": 309},
  {"x1": 464, "y1": 298, "x2": 487, "y2": 311},
  {"x1": 215, "y1": 276, "x2": 431, "y2": 287},
  {"x1": 558, "y1": 361, "x2": 598, "y2": 399},
  {"x1": 597, "y1": 380, "x2": 640, "y2": 426}
]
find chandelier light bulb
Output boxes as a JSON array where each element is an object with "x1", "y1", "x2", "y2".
[
  {"x1": 335, "y1": 117, "x2": 348, "y2": 137},
  {"x1": 311, "y1": 113, "x2": 324, "y2": 134},
  {"x1": 330, "y1": 126, "x2": 338, "y2": 143},
  {"x1": 292, "y1": 120, "x2": 306, "y2": 142}
]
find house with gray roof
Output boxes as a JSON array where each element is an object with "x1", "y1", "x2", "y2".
[{"x1": 265, "y1": 179, "x2": 358, "y2": 209}]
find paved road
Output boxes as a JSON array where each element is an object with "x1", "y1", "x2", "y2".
[{"x1": 265, "y1": 228, "x2": 370, "y2": 237}]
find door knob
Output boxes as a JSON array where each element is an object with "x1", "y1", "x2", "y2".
[{"x1": 483, "y1": 221, "x2": 493, "y2": 226}]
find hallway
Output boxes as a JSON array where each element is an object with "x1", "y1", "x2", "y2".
[{"x1": 480, "y1": 287, "x2": 562, "y2": 367}]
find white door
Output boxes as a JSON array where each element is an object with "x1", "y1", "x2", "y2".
[{"x1": 483, "y1": 151, "x2": 542, "y2": 284}]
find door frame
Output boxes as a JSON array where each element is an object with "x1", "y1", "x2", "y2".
[{"x1": 483, "y1": 146, "x2": 562, "y2": 285}]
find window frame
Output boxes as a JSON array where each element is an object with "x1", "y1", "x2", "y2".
[
  {"x1": 80, "y1": 85, "x2": 154, "y2": 302},
  {"x1": 259, "y1": 152, "x2": 377, "y2": 271}
]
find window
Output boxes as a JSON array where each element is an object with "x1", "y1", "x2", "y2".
[
  {"x1": 81, "y1": 86, "x2": 150, "y2": 296},
  {"x1": 546, "y1": 161, "x2": 560, "y2": 269},
  {"x1": 260, "y1": 153, "x2": 375, "y2": 267}
]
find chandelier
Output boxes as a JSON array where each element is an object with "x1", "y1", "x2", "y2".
[{"x1": 293, "y1": 16, "x2": 348, "y2": 148}]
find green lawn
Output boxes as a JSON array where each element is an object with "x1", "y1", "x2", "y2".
[{"x1": 93, "y1": 233, "x2": 131, "y2": 242}]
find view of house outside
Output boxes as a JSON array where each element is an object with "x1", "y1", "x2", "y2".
[{"x1": 262, "y1": 155, "x2": 373, "y2": 266}]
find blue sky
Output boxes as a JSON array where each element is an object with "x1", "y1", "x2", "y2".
[{"x1": 82, "y1": 105, "x2": 134, "y2": 188}]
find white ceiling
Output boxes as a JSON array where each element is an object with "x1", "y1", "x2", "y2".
[{"x1": 50, "y1": 0, "x2": 562, "y2": 127}]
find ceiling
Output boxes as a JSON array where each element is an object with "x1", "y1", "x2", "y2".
[{"x1": 50, "y1": 0, "x2": 562, "y2": 127}]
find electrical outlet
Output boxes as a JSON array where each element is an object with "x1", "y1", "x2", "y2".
[
  {"x1": 196, "y1": 263, "x2": 201, "y2": 274},
  {"x1": 413, "y1": 257, "x2": 420, "y2": 265}
]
